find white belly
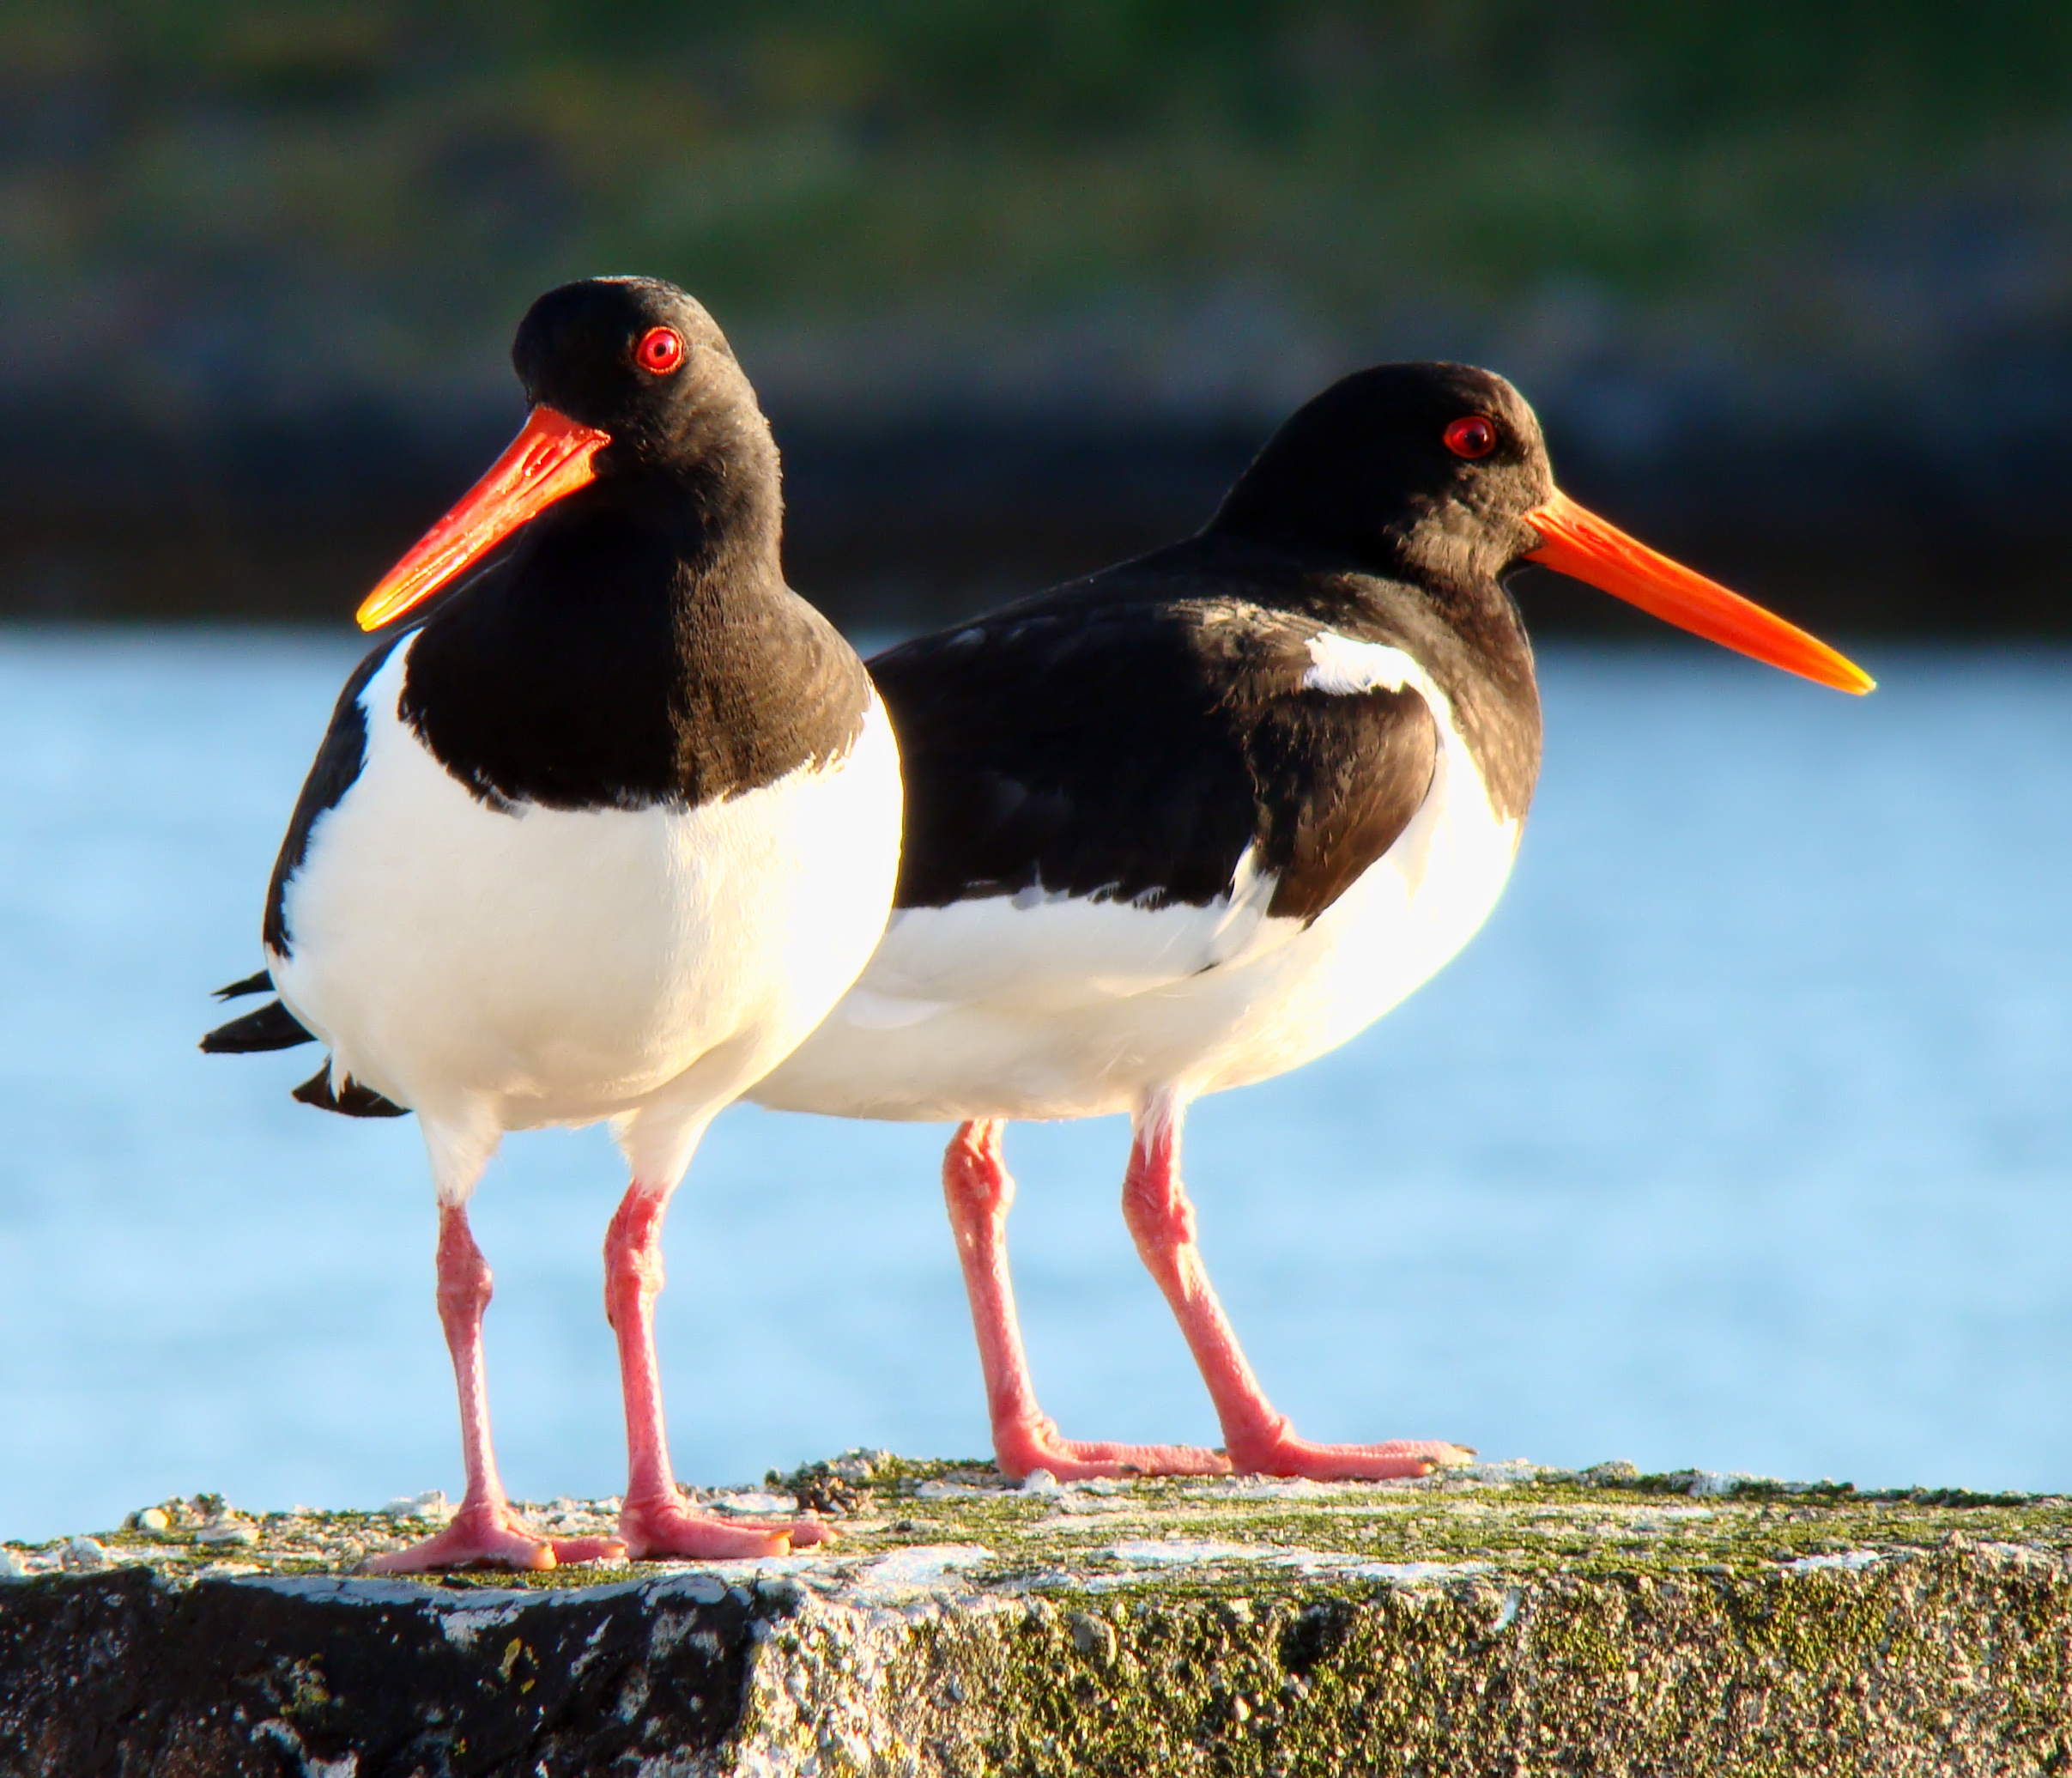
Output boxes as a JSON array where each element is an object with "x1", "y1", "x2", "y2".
[
  {"x1": 271, "y1": 639, "x2": 903, "y2": 1138},
  {"x1": 753, "y1": 688, "x2": 1518, "y2": 1123}
]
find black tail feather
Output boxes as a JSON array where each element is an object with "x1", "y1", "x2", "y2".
[
  {"x1": 293, "y1": 1065, "x2": 409, "y2": 1119},
  {"x1": 200, "y1": 998, "x2": 316, "y2": 1054},
  {"x1": 203, "y1": 971, "x2": 409, "y2": 1118}
]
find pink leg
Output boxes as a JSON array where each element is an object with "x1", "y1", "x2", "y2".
[
  {"x1": 367, "y1": 1203, "x2": 627, "y2": 1573},
  {"x1": 605, "y1": 1184, "x2": 832, "y2": 1558},
  {"x1": 944, "y1": 1120, "x2": 1229, "y2": 1480},
  {"x1": 1122, "y1": 1098, "x2": 1472, "y2": 1480}
]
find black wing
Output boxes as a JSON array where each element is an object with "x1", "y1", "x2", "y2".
[
  {"x1": 870, "y1": 585, "x2": 1438, "y2": 925},
  {"x1": 264, "y1": 632, "x2": 404, "y2": 956},
  {"x1": 204, "y1": 632, "x2": 411, "y2": 1119}
]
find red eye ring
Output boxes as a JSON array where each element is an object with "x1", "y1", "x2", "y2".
[
  {"x1": 634, "y1": 326, "x2": 685, "y2": 374},
  {"x1": 1443, "y1": 415, "x2": 1498, "y2": 458}
]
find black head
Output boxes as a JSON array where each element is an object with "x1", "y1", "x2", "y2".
[
  {"x1": 1210, "y1": 363, "x2": 1555, "y2": 589},
  {"x1": 354, "y1": 277, "x2": 784, "y2": 629},
  {"x1": 511, "y1": 276, "x2": 770, "y2": 484}
]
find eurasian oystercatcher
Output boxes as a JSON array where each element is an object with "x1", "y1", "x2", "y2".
[
  {"x1": 204, "y1": 276, "x2": 903, "y2": 1569},
  {"x1": 752, "y1": 361, "x2": 1870, "y2": 1483}
]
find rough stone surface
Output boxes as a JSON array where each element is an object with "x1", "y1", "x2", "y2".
[{"x1": 5, "y1": 1453, "x2": 2072, "y2": 1775}]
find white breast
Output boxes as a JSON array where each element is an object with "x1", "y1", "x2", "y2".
[
  {"x1": 752, "y1": 633, "x2": 1519, "y2": 1123},
  {"x1": 270, "y1": 638, "x2": 902, "y2": 1145}
]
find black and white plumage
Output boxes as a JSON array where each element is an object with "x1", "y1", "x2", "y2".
[
  {"x1": 755, "y1": 366, "x2": 1548, "y2": 1126},
  {"x1": 264, "y1": 618, "x2": 892, "y2": 1176},
  {"x1": 205, "y1": 277, "x2": 901, "y2": 1569},
  {"x1": 753, "y1": 361, "x2": 1869, "y2": 1484},
  {"x1": 756, "y1": 575, "x2": 1534, "y2": 1121}
]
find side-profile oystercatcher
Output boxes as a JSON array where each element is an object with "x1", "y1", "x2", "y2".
[
  {"x1": 204, "y1": 277, "x2": 902, "y2": 1569},
  {"x1": 753, "y1": 361, "x2": 1870, "y2": 1483}
]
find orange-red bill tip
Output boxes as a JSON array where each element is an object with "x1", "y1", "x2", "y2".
[
  {"x1": 355, "y1": 405, "x2": 612, "y2": 632},
  {"x1": 1522, "y1": 488, "x2": 1874, "y2": 696}
]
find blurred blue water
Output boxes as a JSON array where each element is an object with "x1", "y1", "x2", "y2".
[{"x1": 0, "y1": 630, "x2": 2067, "y2": 1540}]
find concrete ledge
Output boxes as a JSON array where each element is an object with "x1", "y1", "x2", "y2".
[{"x1": 5, "y1": 1456, "x2": 2071, "y2": 1775}]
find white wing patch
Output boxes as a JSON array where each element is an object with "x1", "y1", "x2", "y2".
[{"x1": 1302, "y1": 633, "x2": 1427, "y2": 699}]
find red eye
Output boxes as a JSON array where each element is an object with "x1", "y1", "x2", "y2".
[
  {"x1": 634, "y1": 326, "x2": 685, "y2": 374},
  {"x1": 1444, "y1": 415, "x2": 1498, "y2": 458}
]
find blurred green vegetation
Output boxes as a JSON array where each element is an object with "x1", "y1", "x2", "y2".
[
  {"x1": 3, "y1": 3, "x2": 2068, "y2": 625},
  {"x1": 5, "y1": 0, "x2": 2070, "y2": 385}
]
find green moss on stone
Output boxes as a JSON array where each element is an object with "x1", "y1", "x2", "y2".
[{"x1": 13, "y1": 1459, "x2": 2072, "y2": 1771}]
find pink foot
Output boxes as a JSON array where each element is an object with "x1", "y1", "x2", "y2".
[
  {"x1": 364, "y1": 1501, "x2": 627, "y2": 1574},
  {"x1": 619, "y1": 1494, "x2": 835, "y2": 1560},
  {"x1": 995, "y1": 1416, "x2": 1233, "y2": 1482},
  {"x1": 1226, "y1": 1428, "x2": 1475, "y2": 1481}
]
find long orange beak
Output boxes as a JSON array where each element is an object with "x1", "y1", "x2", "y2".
[
  {"x1": 1523, "y1": 488, "x2": 1874, "y2": 695},
  {"x1": 355, "y1": 405, "x2": 612, "y2": 631}
]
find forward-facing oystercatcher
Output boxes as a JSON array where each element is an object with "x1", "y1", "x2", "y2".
[
  {"x1": 753, "y1": 361, "x2": 1870, "y2": 1483},
  {"x1": 204, "y1": 277, "x2": 902, "y2": 1569}
]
